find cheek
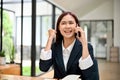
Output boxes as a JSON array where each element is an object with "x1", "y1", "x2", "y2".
[
  {"x1": 72, "y1": 26, "x2": 76, "y2": 31},
  {"x1": 58, "y1": 26, "x2": 63, "y2": 34},
  {"x1": 59, "y1": 28, "x2": 64, "y2": 34},
  {"x1": 59, "y1": 26, "x2": 64, "y2": 31},
  {"x1": 59, "y1": 28, "x2": 66, "y2": 36}
]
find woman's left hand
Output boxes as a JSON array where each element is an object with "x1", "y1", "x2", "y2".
[
  {"x1": 75, "y1": 26, "x2": 87, "y2": 45},
  {"x1": 75, "y1": 26, "x2": 89, "y2": 59}
]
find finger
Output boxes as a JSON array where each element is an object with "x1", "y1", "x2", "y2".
[
  {"x1": 75, "y1": 27, "x2": 79, "y2": 32},
  {"x1": 75, "y1": 27, "x2": 81, "y2": 34}
]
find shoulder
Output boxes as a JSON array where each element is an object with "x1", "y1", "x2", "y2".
[
  {"x1": 75, "y1": 39, "x2": 93, "y2": 50},
  {"x1": 75, "y1": 39, "x2": 93, "y2": 47},
  {"x1": 88, "y1": 42, "x2": 93, "y2": 49},
  {"x1": 51, "y1": 41, "x2": 62, "y2": 49}
]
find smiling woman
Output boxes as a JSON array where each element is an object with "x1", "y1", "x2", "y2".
[{"x1": 39, "y1": 11, "x2": 99, "y2": 80}]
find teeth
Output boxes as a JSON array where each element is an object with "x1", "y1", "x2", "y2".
[
  {"x1": 65, "y1": 31, "x2": 70, "y2": 32},
  {"x1": 65, "y1": 30, "x2": 72, "y2": 32},
  {"x1": 64, "y1": 31, "x2": 72, "y2": 34}
]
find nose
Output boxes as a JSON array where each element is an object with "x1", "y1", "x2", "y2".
[{"x1": 66, "y1": 23, "x2": 70, "y2": 28}]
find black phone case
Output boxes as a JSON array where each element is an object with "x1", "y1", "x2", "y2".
[
  {"x1": 75, "y1": 32, "x2": 81, "y2": 37},
  {"x1": 77, "y1": 31, "x2": 81, "y2": 37}
]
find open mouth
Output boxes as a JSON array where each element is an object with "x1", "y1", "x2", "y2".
[{"x1": 64, "y1": 30, "x2": 72, "y2": 34}]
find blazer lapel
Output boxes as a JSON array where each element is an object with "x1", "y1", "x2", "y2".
[
  {"x1": 55, "y1": 43, "x2": 66, "y2": 73},
  {"x1": 67, "y1": 39, "x2": 82, "y2": 70}
]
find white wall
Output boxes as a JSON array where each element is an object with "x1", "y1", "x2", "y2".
[
  {"x1": 114, "y1": 0, "x2": 120, "y2": 47},
  {"x1": 80, "y1": 0, "x2": 113, "y2": 20},
  {"x1": 79, "y1": 0, "x2": 120, "y2": 62},
  {"x1": 114, "y1": 0, "x2": 120, "y2": 62}
]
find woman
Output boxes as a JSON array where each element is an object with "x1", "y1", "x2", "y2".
[{"x1": 39, "y1": 11, "x2": 99, "y2": 80}]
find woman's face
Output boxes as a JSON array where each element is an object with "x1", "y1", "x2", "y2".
[{"x1": 59, "y1": 14, "x2": 77, "y2": 39}]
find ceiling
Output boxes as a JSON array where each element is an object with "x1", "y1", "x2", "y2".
[
  {"x1": 49, "y1": 0, "x2": 109, "y2": 17},
  {"x1": 1, "y1": 0, "x2": 110, "y2": 18}
]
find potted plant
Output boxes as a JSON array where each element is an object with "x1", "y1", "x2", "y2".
[
  {"x1": 0, "y1": 50, "x2": 6, "y2": 65},
  {"x1": 9, "y1": 45, "x2": 15, "y2": 63}
]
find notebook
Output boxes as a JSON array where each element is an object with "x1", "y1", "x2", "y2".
[{"x1": 61, "y1": 74, "x2": 81, "y2": 80}]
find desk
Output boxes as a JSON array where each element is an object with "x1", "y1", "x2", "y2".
[
  {"x1": 0, "y1": 64, "x2": 20, "y2": 75},
  {"x1": 0, "y1": 74, "x2": 57, "y2": 80}
]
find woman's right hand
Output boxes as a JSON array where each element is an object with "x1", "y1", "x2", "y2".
[
  {"x1": 48, "y1": 29, "x2": 56, "y2": 40},
  {"x1": 45, "y1": 29, "x2": 56, "y2": 51}
]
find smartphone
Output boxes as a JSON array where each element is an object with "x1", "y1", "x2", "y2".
[
  {"x1": 76, "y1": 31, "x2": 81, "y2": 37},
  {"x1": 76, "y1": 24, "x2": 81, "y2": 37}
]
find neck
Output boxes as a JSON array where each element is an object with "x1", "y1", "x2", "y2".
[{"x1": 63, "y1": 37, "x2": 75, "y2": 48}]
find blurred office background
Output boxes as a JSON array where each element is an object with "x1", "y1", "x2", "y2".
[{"x1": 0, "y1": 0, "x2": 120, "y2": 80}]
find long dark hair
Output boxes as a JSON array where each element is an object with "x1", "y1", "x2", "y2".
[{"x1": 55, "y1": 11, "x2": 80, "y2": 43}]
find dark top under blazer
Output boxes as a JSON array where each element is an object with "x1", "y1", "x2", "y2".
[{"x1": 39, "y1": 39, "x2": 99, "y2": 80}]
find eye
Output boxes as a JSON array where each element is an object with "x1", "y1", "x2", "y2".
[
  {"x1": 61, "y1": 21, "x2": 66, "y2": 25},
  {"x1": 69, "y1": 21, "x2": 74, "y2": 24}
]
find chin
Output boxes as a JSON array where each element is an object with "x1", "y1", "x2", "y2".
[{"x1": 64, "y1": 35, "x2": 74, "y2": 39}]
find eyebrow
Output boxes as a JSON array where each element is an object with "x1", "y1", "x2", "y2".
[{"x1": 61, "y1": 20, "x2": 74, "y2": 22}]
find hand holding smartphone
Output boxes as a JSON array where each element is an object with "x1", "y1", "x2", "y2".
[
  {"x1": 76, "y1": 31, "x2": 81, "y2": 37},
  {"x1": 76, "y1": 24, "x2": 81, "y2": 37}
]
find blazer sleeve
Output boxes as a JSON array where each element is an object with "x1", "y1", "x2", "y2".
[
  {"x1": 81, "y1": 43, "x2": 99, "y2": 80},
  {"x1": 39, "y1": 59, "x2": 53, "y2": 72},
  {"x1": 39, "y1": 45, "x2": 54, "y2": 72}
]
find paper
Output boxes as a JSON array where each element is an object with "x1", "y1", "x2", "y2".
[{"x1": 61, "y1": 74, "x2": 81, "y2": 80}]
